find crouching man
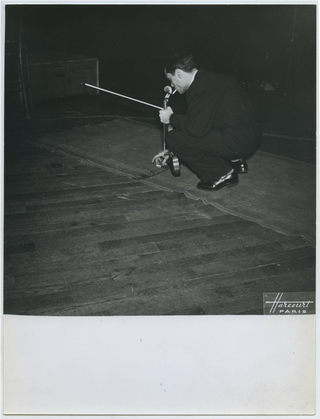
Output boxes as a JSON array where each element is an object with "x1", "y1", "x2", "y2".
[{"x1": 159, "y1": 52, "x2": 261, "y2": 191}]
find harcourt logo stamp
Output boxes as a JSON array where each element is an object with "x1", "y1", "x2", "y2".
[{"x1": 263, "y1": 292, "x2": 315, "y2": 315}]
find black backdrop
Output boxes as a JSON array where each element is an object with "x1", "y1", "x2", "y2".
[{"x1": 5, "y1": 4, "x2": 316, "y2": 108}]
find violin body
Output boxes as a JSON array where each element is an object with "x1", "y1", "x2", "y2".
[{"x1": 167, "y1": 153, "x2": 181, "y2": 177}]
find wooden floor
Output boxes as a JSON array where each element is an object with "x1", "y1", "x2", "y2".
[{"x1": 4, "y1": 134, "x2": 315, "y2": 316}]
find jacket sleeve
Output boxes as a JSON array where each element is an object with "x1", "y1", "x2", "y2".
[{"x1": 169, "y1": 80, "x2": 219, "y2": 138}]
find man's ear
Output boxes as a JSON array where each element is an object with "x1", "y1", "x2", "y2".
[{"x1": 175, "y1": 69, "x2": 183, "y2": 79}]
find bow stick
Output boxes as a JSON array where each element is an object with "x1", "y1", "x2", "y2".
[{"x1": 83, "y1": 83, "x2": 163, "y2": 110}]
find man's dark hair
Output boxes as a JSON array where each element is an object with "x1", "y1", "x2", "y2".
[{"x1": 164, "y1": 52, "x2": 198, "y2": 74}]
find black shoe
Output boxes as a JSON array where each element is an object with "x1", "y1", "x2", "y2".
[
  {"x1": 197, "y1": 170, "x2": 239, "y2": 191},
  {"x1": 230, "y1": 159, "x2": 248, "y2": 174}
]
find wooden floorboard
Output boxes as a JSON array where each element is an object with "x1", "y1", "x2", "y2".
[{"x1": 3, "y1": 140, "x2": 316, "y2": 316}]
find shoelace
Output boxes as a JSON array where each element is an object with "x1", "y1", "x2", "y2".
[{"x1": 214, "y1": 170, "x2": 233, "y2": 185}]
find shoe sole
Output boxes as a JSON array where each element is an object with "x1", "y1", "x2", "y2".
[{"x1": 227, "y1": 179, "x2": 239, "y2": 187}]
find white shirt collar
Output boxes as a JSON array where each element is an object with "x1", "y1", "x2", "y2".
[{"x1": 191, "y1": 69, "x2": 198, "y2": 84}]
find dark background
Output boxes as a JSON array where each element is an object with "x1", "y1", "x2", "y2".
[{"x1": 4, "y1": 3, "x2": 317, "y2": 139}]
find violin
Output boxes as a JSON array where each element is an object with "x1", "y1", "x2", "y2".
[{"x1": 161, "y1": 86, "x2": 181, "y2": 177}]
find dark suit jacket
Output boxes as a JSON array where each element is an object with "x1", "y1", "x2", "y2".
[{"x1": 170, "y1": 69, "x2": 260, "y2": 149}]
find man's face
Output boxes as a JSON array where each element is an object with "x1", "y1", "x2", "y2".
[{"x1": 165, "y1": 69, "x2": 191, "y2": 94}]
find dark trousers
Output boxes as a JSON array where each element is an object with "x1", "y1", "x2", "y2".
[{"x1": 166, "y1": 128, "x2": 258, "y2": 182}]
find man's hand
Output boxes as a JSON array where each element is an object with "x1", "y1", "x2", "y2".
[
  {"x1": 159, "y1": 107, "x2": 173, "y2": 124},
  {"x1": 152, "y1": 149, "x2": 170, "y2": 168}
]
